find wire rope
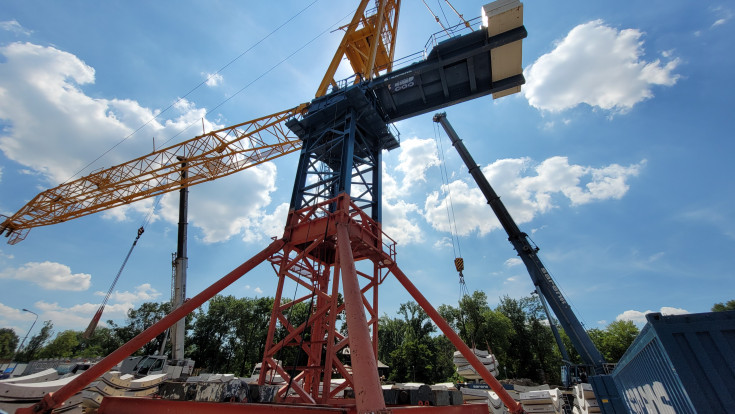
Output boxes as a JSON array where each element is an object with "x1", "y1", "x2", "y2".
[
  {"x1": 433, "y1": 121, "x2": 462, "y2": 260},
  {"x1": 436, "y1": 0, "x2": 451, "y2": 28},
  {"x1": 157, "y1": 7, "x2": 358, "y2": 150},
  {"x1": 63, "y1": 0, "x2": 323, "y2": 185}
]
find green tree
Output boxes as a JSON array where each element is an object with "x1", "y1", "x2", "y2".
[
  {"x1": 378, "y1": 301, "x2": 454, "y2": 383},
  {"x1": 107, "y1": 302, "x2": 179, "y2": 356},
  {"x1": 189, "y1": 295, "x2": 276, "y2": 376},
  {"x1": 378, "y1": 314, "x2": 406, "y2": 366},
  {"x1": 16, "y1": 320, "x2": 53, "y2": 362},
  {"x1": 712, "y1": 300, "x2": 735, "y2": 312},
  {"x1": 78, "y1": 326, "x2": 124, "y2": 358},
  {"x1": 497, "y1": 296, "x2": 534, "y2": 379},
  {"x1": 590, "y1": 320, "x2": 639, "y2": 363},
  {"x1": 397, "y1": 302, "x2": 435, "y2": 341},
  {"x1": 438, "y1": 291, "x2": 514, "y2": 378},
  {"x1": 37, "y1": 330, "x2": 79, "y2": 359},
  {"x1": 0, "y1": 328, "x2": 19, "y2": 360},
  {"x1": 388, "y1": 339, "x2": 434, "y2": 383}
]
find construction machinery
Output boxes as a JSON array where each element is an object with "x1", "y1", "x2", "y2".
[
  {"x1": 433, "y1": 112, "x2": 608, "y2": 379},
  {"x1": 10, "y1": 1, "x2": 531, "y2": 413}
]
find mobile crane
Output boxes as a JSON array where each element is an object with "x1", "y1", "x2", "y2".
[{"x1": 433, "y1": 113, "x2": 608, "y2": 380}]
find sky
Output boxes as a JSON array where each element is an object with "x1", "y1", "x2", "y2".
[{"x1": 0, "y1": 0, "x2": 733, "y2": 348}]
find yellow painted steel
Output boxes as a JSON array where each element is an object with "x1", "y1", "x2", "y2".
[
  {"x1": 316, "y1": 0, "x2": 401, "y2": 96},
  {"x1": 2, "y1": 1, "x2": 404, "y2": 243},
  {"x1": 454, "y1": 257, "x2": 464, "y2": 272},
  {"x1": 0, "y1": 104, "x2": 308, "y2": 244}
]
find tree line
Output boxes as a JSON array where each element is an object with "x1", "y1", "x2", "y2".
[{"x1": 6, "y1": 294, "x2": 730, "y2": 383}]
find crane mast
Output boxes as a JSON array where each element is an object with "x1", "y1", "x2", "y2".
[{"x1": 433, "y1": 112, "x2": 607, "y2": 375}]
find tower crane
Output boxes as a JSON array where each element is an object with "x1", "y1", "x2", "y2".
[{"x1": 14, "y1": 1, "x2": 530, "y2": 413}]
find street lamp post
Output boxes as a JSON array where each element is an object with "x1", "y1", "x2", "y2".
[{"x1": 11, "y1": 309, "x2": 38, "y2": 377}]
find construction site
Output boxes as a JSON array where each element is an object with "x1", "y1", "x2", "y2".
[{"x1": 0, "y1": 1, "x2": 733, "y2": 414}]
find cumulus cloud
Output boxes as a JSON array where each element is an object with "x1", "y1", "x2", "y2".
[
  {"x1": 381, "y1": 166, "x2": 424, "y2": 245},
  {"x1": 424, "y1": 156, "x2": 644, "y2": 235},
  {"x1": 523, "y1": 20, "x2": 680, "y2": 113},
  {"x1": 395, "y1": 138, "x2": 440, "y2": 188},
  {"x1": 382, "y1": 198, "x2": 424, "y2": 245},
  {"x1": 616, "y1": 306, "x2": 689, "y2": 326},
  {"x1": 0, "y1": 42, "x2": 220, "y2": 185},
  {"x1": 35, "y1": 300, "x2": 133, "y2": 330},
  {"x1": 203, "y1": 72, "x2": 224, "y2": 87},
  {"x1": 0, "y1": 20, "x2": 32, "y2": 36},
  {"x1": 104, "y1": 164, "x2": 283, "y2": 243},
  {"x1": 0, "y1": 261, "x2": 91, "y2": 290},
  {"x1": 102, "y1": 197, "x2": 160, "y2": 223},
  {"x1": 95, "y1": 283, "x2": 161, "y2": 303},
  {"x1": 257, "y1": 202, "x2": 290, "y2": 239},
  {"x1": 504, "y1": 258, "x2": 522, "y2": 267},
  {"x1": 156, "y1": 163, "x2": 279, "y2": 243},
  {"x1": 0, "y1": 302, "x2": 37, "y2": 334},
  {"x1": 0, "y1": 41, "x2": 290, "y2": 242}
]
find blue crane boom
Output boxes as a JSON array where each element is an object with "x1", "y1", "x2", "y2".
[{"x1": 433, "y1": 112, "x2": 608, "y2": 375}]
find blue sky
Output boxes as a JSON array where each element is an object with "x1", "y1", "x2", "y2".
[{"x1": 0, "y1": 0, "x2": 733, "y2": 344}]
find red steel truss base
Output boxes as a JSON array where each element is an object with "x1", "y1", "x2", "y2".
[
  {"x1": 258, "y1": 195, "x2": 394, "y2": 412},
  {"x1": 18, "y1": 194, "x2": 523, "y2": 414},
  {"x1": 98, "y1": 397, "x2": 493, "y2": 414}
]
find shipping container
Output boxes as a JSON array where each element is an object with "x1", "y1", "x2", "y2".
[{"x1": 610, "y1": 311, "x2": 735, "y2": 413}]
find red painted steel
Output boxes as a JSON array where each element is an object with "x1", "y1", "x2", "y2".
[
  {"x1": 336, "y1": 219, "x2": 385, "y2": 412},
  {"x1": 99, "y1": 396, "x2": 492, "y2": 414},
  {"x1": 17, "y1": 238, "x2": 285, "y2": 414},
  {"x1": 387, "y1": 263, "x2": 525, "y2": 414},
  {"x1": 257, "y1": 195, "x2": 391, "y2": 413},
  {"x1": 99, "y1": 397, "x2": 352, "y2": 414},
  {"x1": 23, "y1": 194, "x2": 521, "y2": 414}
]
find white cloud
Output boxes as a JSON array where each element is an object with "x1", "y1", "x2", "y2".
[
  {"x1": 711, "y1": 7, "x2": 733, "y2": 27},
  {"x1": 105, "y1": 166, "x2": 284, "y2": 244},
  {"x1": 0, "y1": 20, "x2": 32, "y2": 36},
  {"x1": 0, "y1": 42, "x2": 220, "y2": 186},
  {"x1": 382, "y1": 168, "x2": 401, "y2": 201},
  {"x1": 523, "y1": 157, "x2": 645, "y2": 206},
  {"x1": 425, "y1": 180, "x2": 499, "y2": 235},
  {"x1": 257, "y1": 202, "x2": 290, "y2": 240},
  {"x1": 424, "y1": 156, "x2": 644, "y2": 235},
  {"x1": 203, "y1": 72, "x2": 224, "y2": 87},
  {"x1": 35, "y1": 300, "x2": 133, "y2": 331},
  {"x1": 523, "y1": 20, "x2": 680, "y2": 113},
  {"x1": 616, "y1": 306, "x2": 689, "y2": 326},
  {"x1": 395, "y1": 138, "x2": 440, "y2": 188},
  {"x1": 157, "y1": 163, "x2": 279, "y2": 244},
  {"x1": 433, "y1": 237, "x2": 453, "y2": 250},
  {"x1": 504, "y1": 258, "x2": 522, "y2": 267},
  {"x1": 381, "y1": 166, "x2": 424, "y2": 245},
  {"x1": 0, "y1": 303, "x2": 37, "y2": 335},
  {"x1": 0, "y1": 261, "x2": 91, "y2": 291},
  {"x1": 102, "y1": 197, "x2": 160, "y2": 223},
  {"x1": 95, "y1": 283, "x2": 161, "y2": 303},
  {"x1": 382, "y1": 198, "x2": 424, "y2": 245},
  {"x1": 254, "y1": 287, "x2": 263, "y2": 294}
]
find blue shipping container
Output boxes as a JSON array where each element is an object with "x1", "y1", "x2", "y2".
[{"x1": 611, "y1": 311, "x2": 735, "y2": 413}]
